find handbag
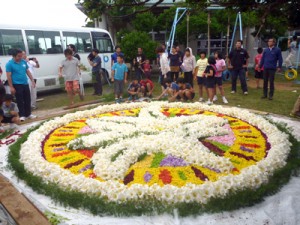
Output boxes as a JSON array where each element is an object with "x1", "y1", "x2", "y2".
[{"x1": 170, "y1": 66, "x2": 180, "y2": 72}]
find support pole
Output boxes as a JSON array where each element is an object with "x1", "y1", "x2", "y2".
[
  {"x1": 229, "y1": 13, "x2": 239, "y2": 52},
  {"x1": 207, "y1": 11, "x2": 211, "y2": 56},
  {"x1": 226, "y1": 15, "x2": 230, "y2": 56}
]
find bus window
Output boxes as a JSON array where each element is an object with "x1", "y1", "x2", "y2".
[
  {"x1": 0, "y1": 29, "x2": 25, "y2": 55},
  {"x1": 63, "y1": 32, "x2": 91, "y2": 53},
  {"x1": 91, "y1": 32, "x2": 113, "y2": 53},
  {"x1": 44, "y1": 31, "x2": 62, "y2": 54},
  {"x1": 26, "y1": 30, "x2": 62, "y2": 54}
]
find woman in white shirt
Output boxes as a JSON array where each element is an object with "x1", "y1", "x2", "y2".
[
  {"x1": 181, "y1": 48, "x2": 196, "y2": 87},
  {"x1": 157, "y1": 46, "x2": 170, "y2": 92}
]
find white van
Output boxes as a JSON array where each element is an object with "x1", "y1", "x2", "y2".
[{"x1": 0, "y1": 24, "x2": 114, "y2": 92}]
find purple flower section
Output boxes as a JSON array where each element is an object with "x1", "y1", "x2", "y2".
[
  {"x1": 143, "y1": 171, "x2": 153, "y2": 183},
  {"x1": 79, "y1": 164, "x2": 92, "y2": 173},
  {"x1": 240, "y1": 146, "x2": 254, "y2": 153},
  {"x1": 160, "y1": 155, "x2": 188, "y2": 167},
  {"x1": 52, "y1": 147, "x2": 65, "y2": 152},
  {"x1": 207, "y1": 124, "x2": 236, "y2": 146},
  {"x1": 204, "y1": 166, "x2": 221, "y2": 173}
]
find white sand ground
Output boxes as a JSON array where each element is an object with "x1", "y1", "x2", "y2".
[{"x1": 0, "y1": 115, "x2": 299, "y2": 225}]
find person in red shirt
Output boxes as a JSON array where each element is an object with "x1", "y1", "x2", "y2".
[
  {"x1": 142, "y1": 59, "x2": 152, "y2": 80},
  {"x1": 140, "y1": 77, "x2": 154, "y2": 98},
  {"x1": 254, "y1": 47, "x2": 264, "y2": 89}
]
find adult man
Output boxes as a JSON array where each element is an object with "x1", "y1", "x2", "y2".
[
  {"x1": 6, "y1": 49, "x2": 36, "y2": 122},
  {"x1": 88, "y1": 49, "x2": 102, "y2": 96},
  {"x1": 111, "y1": 46, "x2": 124, "y2": 67},
  {"x1": 285, "y1": 35, "x2": 297, "y2": 68},
  {"x1": 259, "y1": 38, "x2": 283, "y2": 100},
  {"x1": 22, "y1": 51, "x2": 40, "y2": 109},
  {"x1": 228, "y1": 40, "x2": 249, "y2": 95},
  {"x1": 59, "y1": 49, "x2": 83, "y2": 106},
  {"x1": 133, "y1": 47, "x2": 146, "y2": 81}
]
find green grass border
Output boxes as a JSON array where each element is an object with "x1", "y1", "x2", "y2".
[{"x1": 7, "y1": 123, "x2": 300, "y2": 217}]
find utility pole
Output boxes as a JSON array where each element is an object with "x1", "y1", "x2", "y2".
[{"x1": 187, "y1": 10, "x2": 190, "y2": 47}]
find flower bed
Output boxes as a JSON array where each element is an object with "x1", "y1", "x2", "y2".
[{"x1": 14, "y1": 102, "x2": 296, "y2": 215}]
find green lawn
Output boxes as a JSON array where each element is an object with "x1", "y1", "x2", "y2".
[{"x1": 36, "y1": 70, "x2": 300, "y2": 117}]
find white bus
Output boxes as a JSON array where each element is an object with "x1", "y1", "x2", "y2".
[{"x1": 0, "y1": 24, "x2": 114, "y2": 91}]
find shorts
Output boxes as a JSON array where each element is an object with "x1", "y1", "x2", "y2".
[
  {"x1": 214, "y1": 77, "x2": 223, "y2": 86},
  {"x1": 1, "y1": 116, "x2": 16, "y2": 123},
  {"x1": 206, "y1": 77, "x2": 215, "y2": 88},
  {"x1": 255, "y1": 70, "x2": 263, "y2": 79},
  {"x1": 65, "y1": 80, "x2": 79, "y2": 92},
  {"x1": 184, "y1": 91, "x2": 195, "y2": 100},
  {"x1": 114, "y1": 79, "x2": 124, "y2": 95},
  {"x1": 197, "y1": 76, "x2": 206, "y2": 85}
]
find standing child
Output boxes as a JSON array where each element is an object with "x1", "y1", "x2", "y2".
[
  {"x1": 195, "y1": 51, "x2": 208, "y2": 102},
  {"x1": 204, "y1": 56, "x2": 217, "y2": 105},
  {"x1": 111, "y1": 55, "x2": 128, "y2": 103},
  {"x1": 59, "y1": 49, "x2": 83, "y2": 106},
  {"x1": 142, "y1": 59, "x2": 152, "y2": 80},
  {"x1": 213, "y1": 51, "x2": 228, "y2": 104},
  {"x1": 0, "y1": 94, "x2": 20, "y2": 127},
  {"x1": 254, "y1": 47, "x2": 264, "y2": 89},
  {"x1": 127, "y1": 79, "x2": 140, "y2": 101}
]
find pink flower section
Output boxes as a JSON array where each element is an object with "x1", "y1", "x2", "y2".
[
  {"x1": 207, "y1": 124, "x2": 236, "y2": 146},
  {"x1": 78, "y1": 126, "x2": 96, "y2": 135}
]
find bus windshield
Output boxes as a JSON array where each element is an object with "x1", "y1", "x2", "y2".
[{"x1": 91, "y1": 32, "x2": 113, "y2": 53}]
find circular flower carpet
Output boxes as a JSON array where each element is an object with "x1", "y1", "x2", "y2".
[{"x1": 16, "y1": 102, "x2": 293, "y2": 215}]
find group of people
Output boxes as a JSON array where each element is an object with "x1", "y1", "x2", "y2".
[{"x1": 0, "y1": 49, "x2": 39, "y2": 132}]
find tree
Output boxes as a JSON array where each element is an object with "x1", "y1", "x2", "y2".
[
  {"x1": 120, "y1": 31, "x2": 158, "y2": 62},
  {"x1": 132, "y1": 12, "x2": 158, "y2": 32}
]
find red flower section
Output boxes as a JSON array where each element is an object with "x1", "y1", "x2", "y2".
[
  {"x1": 124, "y1": 170, "x2": 135, "y2": 185},
  {"x1": 191, "y1": 166, "x2": 208, "y2": 181},
  {"x1": 64, "y1": 159, "x2": 85, "y2": 169},
  {"x1": 53, "y1": 133, "x2": 74, "y2": 137},
  {"x1": 239, "y1": 143, "x2": 260, "y2": 149},
  {"x1": 162, "y1": 111, "x2": 170, "y2": 117},
  {"x1": 52, "y1": 151, "x2": 71, "y2": 157},
  {"x1": 200, "y1": 140, "x2": 224, "y2": 156},
  {"x1": 89, "y1": 173, "x2": 96, "y2": 179},
  {"x1": 232, "y1": 126, "x2": 251, "y2": 130},
  {"x1": 159, "y1": 169, "x2": 172, "y2": 184},
  {"x1": 77, "y1": 150, "x2": 96, "y2": 158},
  {"x1": 49, "y1": 143, "x2": 68, "y2": 147},
  {"x1": 230, "y1": 152, "x2": 257, "y2": 162}
]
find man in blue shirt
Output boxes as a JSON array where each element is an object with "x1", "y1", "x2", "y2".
[
  {"x1": 6, "y1": 49, "x2": 36, "y2": 121},
  {"x1": 88, "y1": 48, "x2": 102, "y2": 96},
  {"x1": 259, "y1": 38, "x2": 283, "y2": 100},
  {"x1": 111, "y1": 46, "x2": 124, "y2": 67},
  {"x1": 111, "y1": 55, "x2": 128, "y2": 103}
]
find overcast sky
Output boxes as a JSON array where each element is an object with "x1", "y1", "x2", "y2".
[{"x1": 0, "y1": 0, "x2": 88, "y2": 27}]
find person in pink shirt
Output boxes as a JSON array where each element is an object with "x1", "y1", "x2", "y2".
[
  {"x1": 254, "y1": 47, "x2": 264, "y2": 89},
  {"x1": 213, "y1": 51, "x2": 228, "y2": 104}
]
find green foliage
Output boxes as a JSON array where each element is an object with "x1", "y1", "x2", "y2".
[
  {"x1": 120, "y1": 31, "x2": 158, "y2": 61},
  {"x1": 45, "y1": 211, "x2": 67, "y2": 225},
  {"x1": 7, "y1": 118, "x2": 300, "y2": 217},
  {"x1": 132, "y1": 12, "x2": 158, "y2": 33}
]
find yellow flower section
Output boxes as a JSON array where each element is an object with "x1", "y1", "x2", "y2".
[{"x1": 42, "y1": 107, "x2": 269, "y2": 188}]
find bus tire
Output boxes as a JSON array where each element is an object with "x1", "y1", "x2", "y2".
[{"x1": 285, "y1": 69, "x2": 297, "y2": 81}]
